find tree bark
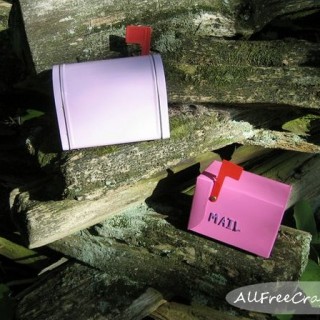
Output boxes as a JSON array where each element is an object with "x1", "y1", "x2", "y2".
[
  {"x1": 10, "y1": 149, "x2": 319, "y2": 248},
  {"x1": 164, "y1": 39, "x2": 320, "y2": 109},
  {"x1": 14, "y1": 214, "x2": 311, "y2": 319},
  {"x1": 26, "y1": 103, "x2": 320, "y2": 201},
  {"x1": 15, "y1": 262, "x2": 150, "y2": 320},
  {"x1": 15, "y1": 262, "x2": 269, "y2": 320},
  {"x1": 48, "y1": 207, "x2": 311, "y2": 304},
  {"x1": 11, "y1": 0, "x2": 320, "y2": 73},
  {"x1": 0, "y1": 1, "x2": 11, "y2": 31}
]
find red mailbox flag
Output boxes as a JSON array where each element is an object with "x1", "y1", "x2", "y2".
[
  {"x1": 209, "y1": 160, "x2": 243, "y2": 201},
  {"x1": 125, "y1": 25, "x2": 152, "y2": 55}
]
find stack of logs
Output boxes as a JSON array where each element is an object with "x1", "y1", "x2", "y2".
[{"x1": 4, "y1": 0, "x2": 320, "y2": 318}]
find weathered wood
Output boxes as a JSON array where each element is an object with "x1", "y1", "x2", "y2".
[
  {"x1": 168, "y1": 66, "x2": 320, "y2": 109},
  {"x1": 166, "y1": 39, "x2": 320, "y2": 68},
  {"x1": 10, "y1": 27, "x2": 320, "y2": 108},
  {"x1": 15, "y1": 262, "x2": 153, "y2": 320},
  {"x1": 10, "y1": 149, "x2": 319, "y2": 248},
  {"x1": 12, "y1": 0, "x2": 320, "y2": 73},
  {"x1": 14, "y1": 203, "x2": 311, "y2": 318},
  {"x1": 15, "y1": 262, "x2": 267, "y2": 320},
  {"x1": 0, "y1": 1, "x2": 11, "y2": 31},
  {"x1": 11, "y1": 150, "x2": 221, "y2": 248},
  {"x1": 244, "y1": 0, "x2": 320, "y2": 37},
  {"x1": 116, "y1": 288, "x2": 166, "y2": 320},
  {"x1": 10, "y1": 36, "x2": 320, "y2": 110},
  {"x1": 164, "y1": 39, "x2": 320, "y2": 109},
  {"x1": 48, "y1": 205, "x2": 311, "y2": 304},
  {"x1": 29, "y1": 104, "x2": 320, "y2": 200}
]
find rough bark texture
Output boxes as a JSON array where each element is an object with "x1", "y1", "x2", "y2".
[
  {"x1": 15, "y1": 262, "x2": 268, "y2": 320},
  {"x1": 15, "y1": 262, "x2": 149, "y2": 320},
  {"x1": 48, "y1": 206, "x2": 311, "y2": 303},
  {"x1": 4, "y1": 3, "x2": 320, "y2": 319},
  {"x1": 11, "y1": 0, "x2": 320, "y2": 73},
  {"x1": 26, "y1": 103, "x2": 320, "y2": 201},
  {"x1": 10, "y1": 149, "x2": 319, "y2": 248},
  {"x1": 164, "y1": 39, "x2": 320, "y2": 109},
  {"x1": 3, "y1": 2, "x2": 320, "y2": 319},
  {"x1": 0, "y1": 1, "x2": 11, "y2": 31},
  {"x1": 10, "y1": 24, "x2": 320, "y2": 108},
  {"x1": 14, "y1": 210, "x2": 311, "y2": 319}
]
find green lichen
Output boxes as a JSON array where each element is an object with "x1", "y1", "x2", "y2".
[
  {"x1": 37, "y1": 151, "x2": 59, "y2": 169},
  {"x1": 0, "y1": 4, "x2": 10, "y2": 31},
  {"x1": 168, "y1": 61, "x2": 254, "y2": 90},
  {"x1": 198, "y1": 65, "x2": 252, "y2": 87},
  {"x1": 89, "y1": 145, "x2": 121, "y2": 156},
  {"x1": 202, "y1": 273, "x2": 228, "y2": 287},
  {"x1": 170, "y1": 115, "x2": 196, "y2": 139},
  {"x1": 219, "y1": 41, "x2": 286, "y2": 67},
  {"x1": 282, "y1": 114, "x2": 320, "y2": 136}
]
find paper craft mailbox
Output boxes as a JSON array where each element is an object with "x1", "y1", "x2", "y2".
[
  {"x1": 188, "y1": 160, "x2": 292, "y2": 258},
  {"x1": 52, "y1": 26, "x2": 168, "y2": 150},
  {"x1": 52, "y1": 53, "x2": 169, "y2": 150}
]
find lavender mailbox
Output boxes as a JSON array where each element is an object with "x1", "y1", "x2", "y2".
[{"x1": 52, "y1": 54, "x2": 170, "y2": 150}]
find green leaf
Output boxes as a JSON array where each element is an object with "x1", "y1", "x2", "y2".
[
  {"x1": 293, "y1": 200, "x2": 319, "y2": 243},
  {"x1": 20, "y1": 109, "x2": 45, "y2": 124},
  {"x1": 299, "y1": 260, "x2": 320, "y2": 308},
  {"x1": 282, "y1": 114, "x2": 320, "y2": 136},
  {"x1": 300, "y1": 259, "x2": 320, "y2": 282}
]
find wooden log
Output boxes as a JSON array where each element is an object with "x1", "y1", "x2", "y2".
[
  {"x1": 165, "y1": 39, "x2": 320, "y2": 68},
  {"x1": 15, "y1": 262, "x2": 151, "y2": 320},
  {"x1": 10, "y1": 150, "x2": 319, "y2": 248},
  {"x1": 15, "y1": 262, "x2": 268, "y2": 320},
  {"x1": 168, "y1": 66, "x2": 320, "y2": 109},
  {"x1": 10, "y1": 37, "x2": 320, "y2": 108},
  {"x1": 164, "y1": 39, "x2": 320, "y2": 109},
  {"x1": 48, "y1": 205, "x2": 311, "y2": 304},
  {"x1": 11, "y1": 0, "x2": 320, "y2": 73},
  {"x1": 245, "y1": 0, "x2": 320, "y2": 37},
  {"x1": 27, "y1": 103, "x2": 320, "y2": 200},
  {"x1": 10, "y1": 26, "x2": 320, "y2": 108},
  {"x1": 114, "y1": 288, "x2": 166, "y2": 320},
  {"x1": 13, "y1": 201, "x2": 311, "y2": 319}
]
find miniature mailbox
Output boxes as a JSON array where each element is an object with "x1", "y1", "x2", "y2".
[
  {"x1": 52, "y1": 26, "x2": 169, "y2": 150},
  {"x1": 188, "y1": 160, "x2": 292, "y2": 258}
]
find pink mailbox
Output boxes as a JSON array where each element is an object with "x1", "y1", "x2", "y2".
[
  {"x1": 52, "y1": 54, "x2": 170, "y2": 150},
  {"x1": 188, "y1": 160, "x2": 292, "y2": 258}
]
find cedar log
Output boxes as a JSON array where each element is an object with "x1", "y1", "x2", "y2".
[
  {"x1": 10, "y1": 30, "x2": 320, "y2": 108},
  {"x1": 25, "y1": 103, "x2": 320, "y2": 201},
  {"x1": 11, "y1": 0, "x2": 320, "y2": 73},
  {"x1": 10, "y1": 149, "x2": 319, "y2": 248},
  {"x1": 15, "y1": 262, "x2": 268, "y2": 320},
  {"x1": 164, "y1": 39, "x2": 320, "y2": 109},
  {"x1": 49, "y1": 206, "x2": 311, "y2": 305}
]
